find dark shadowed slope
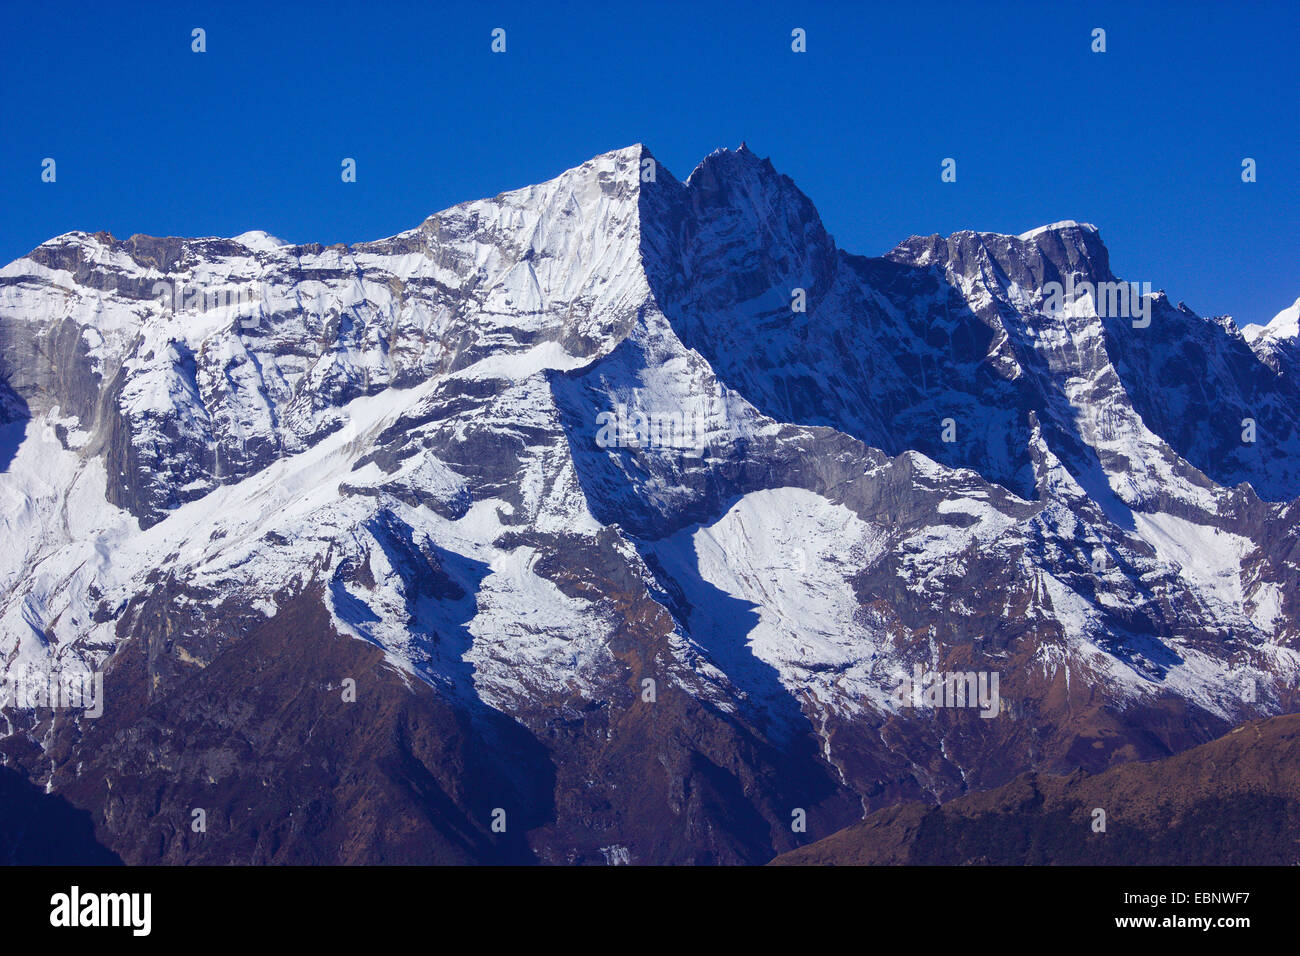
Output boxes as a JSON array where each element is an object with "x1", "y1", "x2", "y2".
[
  {"x1": 0, "y1": 766, "x2": 122, "y2": 865},
  {"x1": 771, "y1": 713, "x2": 1300, "y2": 865}
]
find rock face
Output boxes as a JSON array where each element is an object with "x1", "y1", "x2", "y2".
[
  {"x1": 1, "y1": 144, "x2": 1298, "y2": 864},
  {"x1": 770, "y1": 713, "x2": 1300, "y2": 865}
]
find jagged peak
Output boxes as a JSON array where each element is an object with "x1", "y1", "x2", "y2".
[
  {"x1": 685, "y1": 142, "x2": 776, "y2": 188},
  {"x1": 886, "y1": 220, "x2": 1113, "y2": 283},
  {"x1": 416, "y1": 143, "x2": 652, "y2": 233},
  {"x1": 1246, "y1": 295, "x2": 1300, "y2": 343},
  {"x1": 1264, "y1": 295, "x2": 1300, "y2": 334},
  {"x1": 24, "y1": 229, "x2": 112, "y2": 252},
  {"x1": 676, "y1": 143, "x2": 827, "y2": 247},
  {"x1": 891, "y1": 220, "x2": 1103, "y2": 251},
  {"x1": 563, "y1": 142, "x2": 652, "y2": 173},
  {"x1": 20, "y1": 228, "x2": 291, "y2": 263}
]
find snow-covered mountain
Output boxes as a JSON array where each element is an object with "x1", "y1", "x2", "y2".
[
  {"x1": 2, "y1": 144, "x2": 1298, "y2": 864},
  {"x1": 1245, "y1": 295, "x2": 1300, "y2": 376}
]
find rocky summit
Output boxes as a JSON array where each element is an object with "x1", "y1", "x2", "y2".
[{"x1": 2, "y1": 144, "x2": 1298, "y2": 864}]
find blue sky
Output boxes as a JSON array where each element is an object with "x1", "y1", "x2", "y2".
[{"x1": 3, "y1": 0, "x2": 1297, "y2": 327}]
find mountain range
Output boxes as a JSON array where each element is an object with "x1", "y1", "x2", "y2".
[{"x1": 2, "y1": 143, "x2": 1298, "y2": 864}]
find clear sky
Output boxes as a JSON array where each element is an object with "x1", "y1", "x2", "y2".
[{"x1": 2, "y1": 0, "x2": 1297, "y2": 327}]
